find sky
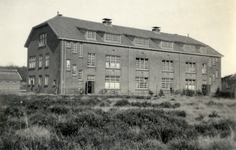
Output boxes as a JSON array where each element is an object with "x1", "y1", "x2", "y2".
[{"x1": 0, "y1": 0, "x2": 235, "y2": 77}]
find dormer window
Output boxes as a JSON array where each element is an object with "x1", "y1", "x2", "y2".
[
  {"x1": 161, "y1": 41, "x2": 173, "y2": 49},
  {"x1": 134, "y1": 37, "x2": 149, "y2": 47},
  {"x1": 105, "y1": 33, "x2": 121, "y2": 43},
  {"x1": 39, "y1": 33, "x2": 47, "y2": 47},
  {"x1": 86, "y1": 30, "x2": 96, "y2": 40},
  {"x1": 184, "y1": 44, "x2": 195, "y2": 51}
]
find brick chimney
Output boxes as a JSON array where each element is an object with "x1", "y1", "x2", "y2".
[
  {"x1": 102, "y1": 18, "x2": 112, "y2": 26},
  {"x1": 152, "y1": 26, "x2": 161, "y2": 34}
]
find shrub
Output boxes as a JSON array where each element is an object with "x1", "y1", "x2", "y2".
[
  {"x1": 114, "y1": 100, "x2": 130, "y2": 107},
  {"x1": 149, "y1": 90, "x2": 153, "y2": 96},
  {"x1": 158, "y1": 89, "x2": 165, "y2": 97},
  {"x1": 208, "y1": 111, "x2": 220, "y2": 118}
]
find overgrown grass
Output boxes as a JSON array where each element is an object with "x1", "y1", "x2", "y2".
[{"x1": 0, "y1": 94, "x2": 236, "y2": 150}]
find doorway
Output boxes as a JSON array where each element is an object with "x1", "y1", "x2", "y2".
[{"x1": 85, "y1": 81, "x2": 95, "y2": 94}]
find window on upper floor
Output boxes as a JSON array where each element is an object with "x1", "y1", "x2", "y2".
[
  {"x1": 78, "y1": 70, "x2": 83, "y2": 80},
  {"x1": 161, "y1": 41, "x2": 173, "y2": 49},
  {"x1": 66, "y1": 41, "x2": 71, "y2": 48},
  {"x1": 216, "y1": 58, "x2": 219, "y2": 63},
  {"x1": 184, "y1": 44, "x2": 195, "y2": 51},
  {"x1": 209, "y1": 77, "x2": 212, "y2": 85},
  {"x1": 208, "y1": 57, "x2": 212, "y2": 67},
  {"x1": 162, "y1": 78, "x2": 173, "y2": 90},
  {"x1": 38, "y1": 76, "x2": 42, "y2": 86},
  {"x1": 216, "y1": 70, "x2": 219, "y2": 79},
  {"x1": 134, "y1": 37, "x2": 149, "y2": 46},
  {"x1": 79, "y1": 43, "x2": 83, "y2": 57},
  {"x1": 213, "y1": 74, "x2": 215, "y2": 82},
  {"x1": 186, "y1": 62, "x2": 196, "y2": 73},
  {"x1": 88, "y1": 53, "x2": 96, "y2": 67},
  {"x1": 105, "y1": 76, "x2": 120, "y2": 89},
  {"x1": 39, "y1": 55, "x2": 43, "y2": 68},
  {"x1": 185, "y1": 79, "x2": 195, "y2": 90},
  {"x1": 202, "y1": 63, "x2": 207, "y2": 74},
  {"x1": 29, "y1": 56, "x2": 36, "y2": 69},
  {"x1": 213, "y1": 57, "x2": 215, "y2": 65},
  {"x1": 72, "y1": 64, "x2": 77, "y2": 76},
  {"x1": 66, "y1": 60, "x2": 70, "y2": 71},
  {"x1": 45, "y1": 54, "x2": 49, "y2": 67},
  {"x1": 136, "y1": 58, "x2": 148, "y2": 70},
  {"x1": 73, "y1": 43, "x2": 77, "y2": 53},
  {"x1": 106, "y1": 55, "x2": 121, "y2": 68},
  {"x1": 86, "y1": 30, "x2": 96, "y2": 40},
  {"x1": 39, "y1": 33, "x2": 47, "y2": 47},
  {"x1": 162, "y1": 60, "x2": 173, "y2": 72},
  {"x1": 105, "y1": 33, "x2": 121, "y2": 43}
]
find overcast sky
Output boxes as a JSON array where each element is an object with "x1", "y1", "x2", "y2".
[{"x1": 0, "y1": 0, "x2": 235, "y2": 77}]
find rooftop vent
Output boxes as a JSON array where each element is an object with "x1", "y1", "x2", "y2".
[
  {"x1": 102, "y1": 18, "x2": 112, "y2": 26},
  {"x1": 152, "y1": 26, "x2": 161, "y2": 34}
]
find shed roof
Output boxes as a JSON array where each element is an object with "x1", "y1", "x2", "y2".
[{"x1": 0, "y1": 69, "x2": 22, "y2": 81}]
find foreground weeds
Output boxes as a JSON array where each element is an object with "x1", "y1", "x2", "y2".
[{"x1": 0, "y1": 94, "x2": 236, "y2": 150}]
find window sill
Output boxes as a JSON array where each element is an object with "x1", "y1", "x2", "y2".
[
  {"x1": 135, "y1": 88, "x2": 149, "y2": 91},
  {"x1": 79, "y1": 56, "x2": 83, "y2": 58},
  {"x1": 38, "y1": 45, "x2": 46, "y2": 48},
  {"x1": 106, "y1": 67, "x2": 121, "y2": 70},
  {"x1": 72, "y1": 75, "x2": 77, "y2": 77},
  {"x1": 136, "y1": 69, "x2": 149, "y2": 71},
  {"x1": 185, "y1": 72, "x2": 196, "y2": 74},
  {"x1": 162, "y1": 70, "x2": 174, "y2": 73},
  {"x1": 66, "y1": 70, "x2": 71, "y2": 72},
  {"x1": 44, "y1": 85, "x2": 48, "y2": 87},
  {"x1": 88, "y1": 66, "x2": 96, "y2": 68}
]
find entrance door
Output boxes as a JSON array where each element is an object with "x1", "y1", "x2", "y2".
[
  {"x1": 202, "y1": 84, "x2": 210, "y2": 96},
  {"x1": 86, "y1": 81, "x2": 94, "y2": 94}
]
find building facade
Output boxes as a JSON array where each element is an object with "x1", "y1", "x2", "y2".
[
  {"x1": 25, "y1": 15, "x2": 222, "y2": 95},
  {"x1": 0, "y1": 69, "x2": 22, "y2": 94},
  {"x1": 222, "y1": 73, "x2": 236, "y2": 98}
]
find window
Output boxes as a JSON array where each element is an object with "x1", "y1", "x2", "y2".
[
  {"x1": 28, "y1": 76, "x2": 35, "y2": 85},
  {"x1": 216, "y1": 70, "x2": 219, "y2": 79},
  {"x1": 136, "y1": 58, "x2": 148, "y2": 70},
  {"x1": 213, "y1": 57, "x2": 215, "y2": 65},
  {"x1": 106, "y1": 55, "x2": 121, "y2": 68},
  {"x1": 79, "y1": 43, "x2": 83, "y2": 57},
  {"x1": 29, "y1": 56, "x2": 36, "y2": 69},
  {"x1": 45, "y1": 54, "x2": 49, "y2": 67},
  {"x1": 185, "y1": 79, "x2": 195, "y2": 90},
  {"x1": 39, "y1": 55, "x2": 42, "y2": 68},
  {"x1": 72, "y1": 65, "x2": 77, "y2": 76},
  {"x1": 87, "y1": 75, "x2": 95, "y2": 81},
  {"x1": 216, "y1": 58, "x2": 219, "y2": 63},
  {"x1": 38, "y1": 76, "x2": 42, "y2": 86},
  {"x1": 78, "y1": 70, "x2": 83, "y2": 80},
  {"x1": 161, "y1": 41, "x2": 173, "y2": 49},
  {"x1": 66, "y1": 60, "x2": 70, "y2": 71},
  {"x1": 66, "y1": 41, "x2": 71, "y2": 48},
  {"x1": 208, "y1": 57, "x2": 212, "y2": 67},
  {"x1": 45, "y1": 75, "x2": 49, "y2": 86},
  {"x1": 184, "y1": 44, "x2": 195, "y2": 51},
  {"x1": 213, "y1": 74, "x2": 215, "y2": 82},
  {"x1": 135, "y1": 77, "x2": 148, "y2": 89},
  {"x1": 162, "y1": 78, "x2": 173, "y2": 89},
  {"x1": 209, "y1": 77, "x2": 212, "y2": 85},
  {"x1": 162, "y1": 60, "x2": 173, "y2": 71},
  {"x1": 87, "y1": 30, "x2": 96, "y2": 40},
  {"x1": 134, "y1": 37, "x2": 149, "y2": 46},
  {"x1": 105, "y1": 33, "x2": 121, "y2": 43},
  {"x1": 202, "y1": 63, "x2": 207, "y2": 74},
  {"x1": 39, "y1": 33, "x2": 47, "y2": 47},
  {"x1": 88, "y1": 53, "x2": 96, "y2": 67},
  {"x1": 105, "y1": 76, "x2": 120, "y2": 89},
  {"x1": 73, "y1": 43, "x2": 77, "y2": 53},
  {"x1": 186, "y1": 62, "x2": 196, "y2": 73}
]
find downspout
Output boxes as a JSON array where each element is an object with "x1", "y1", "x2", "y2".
[
  {"x1": 179, "y1": 53, "x2": 181, "y2": 90},
  {"x1": 60, "y1": 40, "x2": 64, "y2": 95},
  {"x1": 128, "y1": 47, "x2": 130, "y2": 95}
]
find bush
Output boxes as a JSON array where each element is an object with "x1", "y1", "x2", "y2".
[
  {"x1": 149, "y1": 90, "x2": 153, "y2": 96},
  {"x1": 158, "y1": 89, "x2": 165, "y2": 97},
  {"x1": 208, "y1": 111, "x2": 220, "y2": 118},
  {"x1": 114, "y1": 100, "x2": 130, "y2": 107}
]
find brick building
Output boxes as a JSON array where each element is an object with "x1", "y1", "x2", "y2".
[
  {"x1": 0, "y1": 69, "x2": 22, "y2": 94},
  {"x1": 24, "y1": 15, "x2": 222, "y2": 95}
]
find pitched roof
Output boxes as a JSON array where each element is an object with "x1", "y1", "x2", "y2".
[
  {"x1": 0, "y1": 69, "x2": 22, "y2": 81},
  {"x1": 25, "y1": 15, "x2": 223, "y2": 57}
]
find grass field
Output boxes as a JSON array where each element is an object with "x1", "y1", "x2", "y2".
[{"x1": 0, "y1": 94, "x2": 235, "y2": 150}]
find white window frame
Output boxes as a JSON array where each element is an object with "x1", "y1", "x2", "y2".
[
  {"x1": 39, "y1": 55, "x2": 43, "y2": 68},
  {"x1": 213, "y1": 74, "x2": 215, "y2": 82},
  {"x1": 79, "y1": 43, "x2": 83, "y2": 57},
  {"x1": 29, "y1": 56, "x2": 36, "y2": 69},
  {"x1": 209, "y1": 77, "x2": 212, "y2": 85},
  {"x1": 161, "y1": 41, "x2": 173, "y2": 49},
  {"x1": 105, "y1": 33, "x2": 121, "y2": 43},
  {"x1": 72, "y1": 64, "x2": 77, "y2": 76},
  {"x1": 45, "y1": 75, "x2": 49, "y2": 86},
  {"x1": 106, "y1": 55, "x2": 121, "y2": 68},
  {"x1": 39, "y1": 33, "x2": 47, "y2": 47},
  {"x1": 66, "y1": 41, "x2": 71, "y2": 48},
  {"x1": 73, "y1": 43, "x2": 77, "y2": 53},
  {"x1": 78, "y1": 70, "x2": 83, "y2": 80},
  {"x1": 45, "y1": 53, "x2": 49, "y2": 67},
  {"x1": 135, "y1": 77, "x2": 148, "y2": 89},
  {"x1": 28, "y1": 76, "x2": 35, "y2": 85},
  {"x1": 86, "y1": 30, "x2": 96, "y2": 40},
  {"x1": 162, "y1": 60, "x2": 174, "y2": 72},
  {"x1": 66, "y1": 60, "x2": 70, "y2": 71},
  {"x1": 136, "y1": 58, "x2": 149, "y2": 70},
  {"x1": 202, "y1": 63, "x2": 207, "y2": 74},
  {"x1": 38, "y1": 76, "x2": 42, "y2": 86},
  {"x1": 134, "y1": 37, "x2": 149, "y2": 46},
  {"x1": 186, "y1": 62, "x2": 196, "y2": 73},
  {"x1": 162, "y1": 78, "x2": 173, "y2": 89},
  {"x1": 88, "y1": 53, "x2": 96, "y2": 67},
  {"x1": 185, "y1": 79, "x2": 195, "y2": 90},
  {"x1": 105, "y1": 76, "x2": 120, "y2": 89}
]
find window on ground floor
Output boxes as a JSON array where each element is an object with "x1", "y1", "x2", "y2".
[
  {"x1": 185, "y1": 79, "x2": 195, "y2": 90},
  {"x1": 105, "y1": 76, "x2": 120, "y2": 89},
  {"x1": 45, "y1": 75, "x2": 49, "y2": 86},
  {"x1": 161, "y1": 78, "x2": 173, "y2": 89},
  {"x1": 135, "y1": 77, "x2": 148, "y2": 89}
]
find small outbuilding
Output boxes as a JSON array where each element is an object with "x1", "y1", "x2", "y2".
[
  {"x1": 0, "y1": 69, "x2": 22, "y2": 94},
  {"x1": 222, "y1": 73, "x2": 236, "y2": 98}
]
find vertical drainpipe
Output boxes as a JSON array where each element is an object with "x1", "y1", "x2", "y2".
[
  {"x1": 128, "y1": 47, "x2": 130, "y2": 95},
  {"x1": 179, "y1": 53, "x2": 181, "y2": 90},
  {"x1": 60, "y1": 40, "x2": 64, "y2": 95}
]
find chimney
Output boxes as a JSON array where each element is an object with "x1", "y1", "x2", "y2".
[
  {"x1": 102, "y1": 18, "x2": 112, "y2": 26},
  {"x1": 152, "y1": 26, "x2": 161, "y2": 34}
]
